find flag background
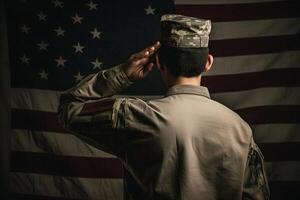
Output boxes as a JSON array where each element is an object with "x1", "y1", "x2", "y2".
[
  {"x1": 4, "y1": 0, "x2": 300, "y2": 199},
  {"x1": 0, "y1": 0, "x2": 10, "y2": 199}
]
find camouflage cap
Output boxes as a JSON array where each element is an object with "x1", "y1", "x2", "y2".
[{"x1": 160, "y1": 14, "x2": 211, "y2": 48}]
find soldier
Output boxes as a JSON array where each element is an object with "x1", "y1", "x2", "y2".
[{"x1": 58, "y1": 15, "x2": 269, "y2": 200}]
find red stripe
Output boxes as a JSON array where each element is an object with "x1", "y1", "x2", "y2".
[
  {"x1": 11, "y1": 151, "x2": 123, "y2": 179},
  {"x1": 258, "y1": 142, "x2": 300, "y2": 162},
  {"x1": 236, "y1": 105, "x2": 300, "y2": 125},
  {"x1": 202, "y1": 68, "x2": 300, "y2": 93},
  {"x1": 175, "y1": 1, "x2": 299, "y2": 22},
  {"x1": 210, "y1": 35, "x2": 299, "y2": 57},
  {"x1": 11, "y1": 109, "x2": 67, "y2": 133},
  {"x1": 268, "y1": 181, "x2": 300, "y2": 200},
  {"x1": 80, "y1": 98, "x2": 115, "y2": 115}
]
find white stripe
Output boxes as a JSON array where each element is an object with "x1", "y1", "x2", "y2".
[
  {"x1": 211, "y1": 18, "x2": 300, "y2": 40},
  {"x1": 265, "y1": 161, "x2": 300, "y2": 181},
  {"x1": 11, "y1": 88, "x2": 61, "y2": 112},
  {"x1": 252, "y1": 124, "x2": 300, "y2": 143},
  {"x1": 11, "y1": 129, "x2": 116, "y2": 158},
  {"x1": 211, "y1": 87, "x2": 300, "y2": 109},
  {"x1": 175, "y1": 0, "x2": 283, "y2": 5},
  {"x1": 11, "y1": 172, "x2": 123, "y2": 199},
  {"x1": 205, "y1": 51, "x2": 300, "y2": 76}
]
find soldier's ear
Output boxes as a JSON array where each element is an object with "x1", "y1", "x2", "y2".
[{"x1": 203, "y1": 54, "x2": 213, "y2": 72}]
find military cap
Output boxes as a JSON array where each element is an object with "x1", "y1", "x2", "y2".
[{"x1": 160, "y1": 14, "x2": 211, "y2": 48}]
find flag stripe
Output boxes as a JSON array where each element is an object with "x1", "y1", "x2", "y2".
[
  {"x1": 10, "y1": 172, "x2": 123, "y2": 200},
  {"x1": 11, "y1": 151, "x2": 123, "y2": 179},
  {"x1": 12, "y1": 109, "x2": 66, "y2": 133},
  {"x1": 203, "y1": 68, "x2": 295, "y2": 90},
  {"x1": 252, "y1": 124, "x2": 300, "y2": 143},
  {"x1": 236, "y1": 105, "x2": 300, "y2": 124},
  {"x1": 211, "y1": 18, "x2": 300, "y2": 40},
  {"x1": 268, "y1": 181, "x2": 300, "y2": 200},
  {"x1": 259, "y1": 142, "x2": 300, "y2": 161},
  {"x1": 210, "y1": 34, "x2": 299, "y2": 57},
  {"x1": 11, "y1": 88, "x2": 61, "y2": 112},
  {"x1": 175, "y1": 1, "x2": 300, "y2": 22},
  {"x1": 207, "y1": 51, "x2": 300, "y2": 75},
  {"x1": 265, "y1": 161, "x2": 300, "y2": 181},
  {"x1": 203, "y1": 68, "x2": 300, "y2": 93},
  {"x1": 11, "y1": 129, "x2": 115, "y2": 158},
  {"x1": 211, "y1": 87, "x2": 300, "y2": 110}
]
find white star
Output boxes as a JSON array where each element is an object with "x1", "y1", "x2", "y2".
[
  {"x1": 37, "y1": 12, "x2": 47, "y2": 21},
  {"x1": 86, "y1": 1, "x2": 98, "y2": 10},
  {"x1": 20, "y1": 54, "x2": 30, "y2": 64},
  {"x1": 73, "y1": 42, "x2": 85, "y2": 53},
  {"x1": 52, "y1": 0, "x2": 63, "y2": 8},
  {"x1": 71, "y1": 13, "x2": 83, "y2": 24},
  {"x1": 55, "y1": 56, "x2": 66, "y2": 67},
  {"x1": 20, "y1": 24, "x2": 30, "y2": 34},
  {"x1": 144, "y1": 5, "x2": 156, "y2": 15},
  {"x1": 37, "y1": 40, "x2": 49, "y2": 50},
  {"x1": 90, "y1": 28, "x2": 101, "y2": 39},
  {"x1": 39, "y1": 70, "x2": 48, "y2": 80},
  {"x1": 73, "y1": 72, "x2": 84, "y2": 82},
  {"x1": 54, "y1": 26, "x2": 65, "y2": 36},
  {"x1": 91, "y1": 58, "x2": 103, "y2": 69}
]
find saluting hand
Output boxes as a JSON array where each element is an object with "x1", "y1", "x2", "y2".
[{"x1": 122, "y1": 41, "x2": 161, "y2": 81}]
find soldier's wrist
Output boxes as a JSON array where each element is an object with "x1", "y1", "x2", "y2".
[{"x1": 120, "y1": 63, "x2": 134, "y2": 82}]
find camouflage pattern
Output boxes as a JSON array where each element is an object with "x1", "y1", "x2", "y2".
[{"x1": 161, "y1": 14, "x2": 211, "y2": 48}]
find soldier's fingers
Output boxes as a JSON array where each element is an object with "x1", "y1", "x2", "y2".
[
  {"x1": 133, "y1": 49, "x2": 151, "y2": 60},
  {"x1": 146, "y1": 41, "x2": 161, "y2": 56},
  {"x1": 135, "y1": 57, "x2": 148, "y2": 66},
  {"x1": 152, "y1": 41, "x2": 161, "y2": 51},
  {"x1": 133, "y1": 42, "x2": 161, "y2": 60},
  {"x1": 143, "y1": 63, "x2": 154, "y2": 77}
]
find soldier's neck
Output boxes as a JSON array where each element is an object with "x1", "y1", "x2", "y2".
[{"x1": 166, "y1": 75, "x2": 202, "y2": 89}]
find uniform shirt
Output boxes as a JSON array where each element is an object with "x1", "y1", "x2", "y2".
[{"x1": 58, "y1": 65, "x2": 253, "y2": 200}]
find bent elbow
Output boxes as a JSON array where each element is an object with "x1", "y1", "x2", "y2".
[{"x1": 57, "y1": 93, "x2": 83, "y2": 131}]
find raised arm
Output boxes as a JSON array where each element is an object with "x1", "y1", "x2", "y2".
[{"x1": 57, "y1": 42, "x2": 160, "y2": 154}]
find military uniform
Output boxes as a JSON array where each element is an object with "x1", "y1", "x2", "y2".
[{"x1": 58, "y1": 15, "x2": 269, "y2": 200}]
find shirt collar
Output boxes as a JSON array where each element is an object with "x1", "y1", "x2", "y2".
[{"x1": 165, "y1": 84, "x2": 210, "y2": 99}]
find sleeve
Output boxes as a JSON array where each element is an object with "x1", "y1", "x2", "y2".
[{"x1": 57, "y1": 64, "x2": 133, "y2": 155}]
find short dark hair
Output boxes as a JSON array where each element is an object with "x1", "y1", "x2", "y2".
[{"x1": 158, "y1": 45, "x2": 209, "y2": 77}]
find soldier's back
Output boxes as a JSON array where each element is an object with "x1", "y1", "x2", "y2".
[{"x1": 124, "y1": 85, "x2": 253, "y2": 200}]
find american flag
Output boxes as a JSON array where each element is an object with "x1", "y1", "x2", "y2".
[{"x1": 6, "y1": 0, "x2": 300, "y2": 199}]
